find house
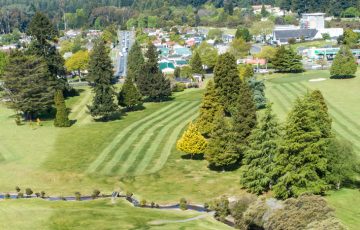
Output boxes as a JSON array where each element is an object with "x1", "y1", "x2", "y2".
[
  {"x1": 159, "y1": 61, "x2": 175, "y2": 74},
  {"x1": 302, "y1": 47, "x2": 360, "y2": 61},
  {"x1": 173, "y1": 45, "x2": 192, "y2": 57},
  {"x1": 300, "y1": 13, "x2": 325, "y2": 30},
  {"x1": 272, "y1": 29, "x2": 318, "y2": 45},
  {"x1": 222, "y1": 34, "x2": 235, "y2": 43}
]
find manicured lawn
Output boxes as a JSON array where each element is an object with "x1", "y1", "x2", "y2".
[
  {"x1": 326, "y1": 189, "x2": 360, "y2": 230},
  {"x1": 0, "y1": 199, "x2": 231, "y2": 230},
  {"x1": 263, "y1": 69, "x2": 360, "y2": 229},
  {"x1": 0, "y1": 86, "x2": 245, "y2": 203}
]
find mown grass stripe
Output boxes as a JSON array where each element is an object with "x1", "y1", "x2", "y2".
[
  {"x1": 266, "y1": 86, "x2": 291, "y2": 114},
  {"x1": 0, "y1": 144, "x2": 15, "y2": 161},
  {"x1": 147, "y1": 112, "x2": 199, "y2": 174},
  {"x1": 286, "y1": 83, "x2": 360, "y2": 150},
  {"x1": 100, "y1": 102, "x2": 188, "y2": 174},
  {"x1": 70, "y1": 90, "x2": 92, "y2": 120},
  {"x1": 117, "y1": 102, "x2": 199, "y2": 175},
  {"x1": 86, "y1": 102, "x2": 182, "y2": 173},
  {"x1": 94, "y1": 102, "x2": 187, "y2": 173},
  {"x1": 129, "y1": 103, "x2": 200, "y2": 175},
  {"x1": 294, "y1": 82, "x2": 360, "y2": 132}
]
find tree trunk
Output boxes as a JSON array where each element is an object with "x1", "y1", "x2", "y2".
[{"x1": 336, "y1": 181, "x2": 341, "y2": 190}]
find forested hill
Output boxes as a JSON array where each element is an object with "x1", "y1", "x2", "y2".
[{"x1": 0, "y1": 0, "x2": 358, "y2": 33}]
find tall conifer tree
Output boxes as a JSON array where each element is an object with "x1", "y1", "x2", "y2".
[
  {"x1": 205, "y1": 113, "x2": 239, "y2": 170},
  {"x1": 231, "y1": 80, "x2": 257, "y2": 157},
  {"x1": 190, "y1": 51, "x2": 204, "y2": 75},
  {"x1": 240, "y1": 103, "x2": 280, "y2": 194},
  {"x1": 196, "y1": 80, "x2": 223, "y2": 137},
  {"x1": 272, "y1": 95, "x2": 329, "y2": 199},
  {"x1": 118, "y1": 77, "x2": 142, "y2": 111},
  {"x1": 54, "y1": 90, "x2": 71, "y2": 127},
  {"x1": 2, "y1": 51, "x2": 55, "y2": 119},
  {"x1": 127, "y1": 41, "x2": 144, "y2": 81},
  {"x1": 213, "y1": 52, "x2": 241, "y2": 113},
  {"x1": 87, "y1": 39, "x2": 118, "y2": 121},
  {"x1": 137, "y1": 43, "x2": 171, "y2": 101}
]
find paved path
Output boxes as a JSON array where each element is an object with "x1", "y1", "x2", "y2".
[{"x1": 149, "y1": 212, "x2": 215, "y2": 225}]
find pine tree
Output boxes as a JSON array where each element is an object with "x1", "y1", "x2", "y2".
[
  {"x1": 231, "y1": 80, "x2": 257, "y2": 157},
  {"x1": 137, "y1": 43, "x2": 171, "y2": 101},
  {"x1": 176, "y1": 122, "x2": 208, "y2": 158},
  {"x1": 272, "y1": 96, "x2": 329, "y2": 199},
  {"x1": 54, "y1": 90, "x2": 71, "y2": 127},
  {"x1": 240, "y1": 103, "x2": 280, "y2": 194},
  {"x1": 27, "y1": 12, "x2": 65, "y2": 88},
  {"x1": 213, "y1": 52, "x2": 241, "y2": 113},
  {"x1": 190, "y1": 51, "x2": 204, "y2": 75},
  {"x1": 87, "y1": 39, "x2": 118, "y2": 121},
  {"x1": 196, "y1": 80, "x2": 223, "y2": 137},
  {"x1": 118, "y1": 77, "x2": 142, "y2": 111},
  {"x1": 127, "y1": 41, "x2": 144, "y2": 81},
  {"x1": 205, "y1": 113, "x2": 239, "y2": 170},
  {"x1": 2, "y1": 51, "x2": 56, "y2": 119},
  {"x1": 330, "y1": 45, "x2": 357, "y2": 79},
  {"x1": 272, "y1": 46, "x2": 304, "y2": 73}
]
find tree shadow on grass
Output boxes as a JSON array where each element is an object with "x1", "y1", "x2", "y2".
[
  {"x1": 208, "y1": 162, "x2": 241, "y2": 172},
  {"x1": 330, "y1": 75, "x2": 356, "y2": 79},
  {"x1": 181, "y1": 153, "x2": 205, "y2": 161}
]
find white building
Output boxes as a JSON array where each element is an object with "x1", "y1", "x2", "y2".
[{"x1": 301, "y1": 13, "x2": 325, "y2": 30}]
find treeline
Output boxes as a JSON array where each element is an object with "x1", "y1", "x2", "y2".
[
  {"x1": 176, "y1": 51, "x2": 359, "y2": 199},
  {"x1": 1, "y1": 0, "x2": 359, "y2": 34}
]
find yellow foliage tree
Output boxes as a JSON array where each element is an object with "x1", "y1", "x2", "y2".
[
  {"x1": 65, "y1": 50, "x2": 89, "y2": 81},
  {"x1": 176, "y1": 122, "x2": 207, "y2": 158}
]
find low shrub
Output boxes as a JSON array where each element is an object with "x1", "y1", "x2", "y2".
[
  {"x1": 126, "y1": 191, "x2": 133, "y2": 198},
  {"x1": 140, "y1": 199, "x2": 147, "y2": 207},
  {"x1": 179, "y1": 198, "x2": 187, "y2": 210},
  {"x1": 25, "y1": 188, "x2": 33, "y2": 196},
  {"x1": 17, "y1": 192, "x2": 24, "y2": 198},
  {"x1": 35, "y1": 192, "x2": 40, "y2": 198},
  {"x1": 40, "y1": 191, "x2": 46, "y2": 198},
  {"x1": 150, "y1": 202, "x2": 155, "y2": 208},
  {"x1": 91, "y1": 189, "x2": 100, "y2": 199},
  {"x1": 15, "y1": 186, "x2": 20, "y2": 192},
  {"x1": 172, "y1": 82, "x2": 186, "y2": 92},
  {"x1": 4, "y1": 193, "x2": 10, "y2": 199},
  {"x1": 74, "y1": 192, "x2": 81, "y2": 201}
]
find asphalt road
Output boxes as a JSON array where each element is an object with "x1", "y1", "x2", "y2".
[{"x1": 116, "y1": 30, "x2": 135, "y2": 77}]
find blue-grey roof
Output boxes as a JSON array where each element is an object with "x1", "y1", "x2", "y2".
[{"x1": 274, "y1": 29, "x2": 318, "y2": 42}]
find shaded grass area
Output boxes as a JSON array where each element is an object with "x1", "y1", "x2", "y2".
[
  {"x1": 265, "y1": 70, "x2": 360, "y2": 229},
  {"x1": 0, "y1": 199, "x2": 231, "y2": 230},
  {"x1": 326, "y1": 189, "x2": 360, "y2": 230}
]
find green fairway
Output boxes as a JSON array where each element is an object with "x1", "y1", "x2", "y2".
[
  {"x1": 264, "y1": 69, "x2": 360, "y2": 229},
  {"x1": 0, "y1": 199, "x2": 231, "y2": 230}
]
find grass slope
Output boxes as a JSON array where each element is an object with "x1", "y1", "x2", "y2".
[{"x1": 0, "y1": 199, "x2": 231, "y2": 230}]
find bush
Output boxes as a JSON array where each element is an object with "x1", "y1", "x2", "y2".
[
  {"x1": 91, "y1": 189, "x2": 100, "y2": 199},
  {"x1": 204, "y1": 202, "x2": 209, "y2": 211},
  {"x1": 40, "y1": 191, "x2": 46, "y2": 198},
  {"x1": 4, "y1": 193, "x2": 10, "y2": 199},
  {"x1": 25, "y1": 188, "x2": 33, "y2": 196},
  {"x1": 172, "y1": 82, "x2": 186, "y2": 92},
  {"x1": 151, "y1": 202, "x2": 155, "y2": 208},
  {"x1": 211, "y1": 196, "x2": 230, "y2": 222},
  {"x1": 59, "y1": 196, "x2": 67, "y2": 201},
  {"x1": 126, "y1": 191, "x2": 133, "y2": 198},
  {"x1": 74, "y1": 192, "x2": 81, "y2": 201},
  {"x1": 15, "y1": 186, "x2": 20, "y2": 192},
  {"x1": 35, "y1": 192, "x2": 40, "y2": 198},
  {"x1": 17, "y1": 192, "x2": 24, "y2": 198},
  {"x1": 140, "y1": 199, "x2": 147, "y2": 207},
  {"x1": 155, "y1": 203, "x2": 160, "y2": 208},
  {"x1": 179, "y1": 198, "x2": 187, "y2": 210},
  {"x1": 15, "y1": 115, "x2": 22, "y2": 126}
]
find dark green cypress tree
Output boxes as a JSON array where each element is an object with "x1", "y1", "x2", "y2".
[
  {"x1": 272, "y1": 46, "x2": 304, "y2": 73},
  {"x1": 27, "y1": 12, "x2": 66, "y2": 89},
  {"x1": 118, "y1": 77, "x2": 143, "y2": 111},
  {"x1": 240, "y1": 103, "x2": 280, "y2": 194},
  {"x1": 87, "y1": 38, "x2": 118, "y2": 121},
  {"x1": 2, "y1": 51, "x2": 56, "y2": 119},
  {"x1": 330, "y1": 45, "x2": 357, "y2": 79},
  {"x1": 205, "y1": 113, "x2": 239, "y2": 170},
  {"x1": 231, "y1": 80, "x2": 257, "y2": 157},
  {"x1": 235, "y1": 27, "x2": 251, "y2": 42},
  {"x1": 272, "y1": 95, "x2": 329, "y2": 199},
  {"x1": 190, "y1": 51, "x2": 204, "y2": 75},
  {"x1": 196, "y1": 80, "x2": 223, "y2": 137},
  {"x1": 137, "y1": 43, "x2": 171, "y2": 101},
  {"x1": 213, "y1": 52, "x2": 241, "y2": 113},
  {"x1": 54, "y1": 90, "x2": 71, "y2": 127},
  {"x1": 127, "y1": 41, "x2": 144, "y2": 81}
]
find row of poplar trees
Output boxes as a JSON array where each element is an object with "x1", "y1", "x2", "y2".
[
  {"x1": 1, "y1": 12, "x2": 71, "y2": 127},
  {"x1": 177, "y1": 52, "x2": 358, "y2": 199}
]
